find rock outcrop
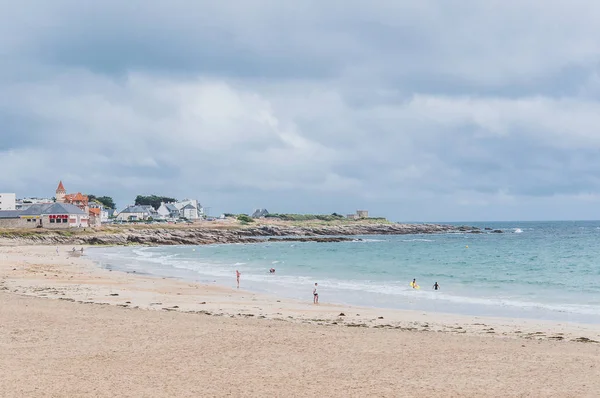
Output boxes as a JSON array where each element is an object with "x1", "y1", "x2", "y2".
[{"x1": 0, "y1": 223, "x2": 484, "y2": 246}]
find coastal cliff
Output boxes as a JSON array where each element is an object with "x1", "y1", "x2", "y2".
[{"x1": 0, "y1": 223, "x2": 482, "y2": 246}]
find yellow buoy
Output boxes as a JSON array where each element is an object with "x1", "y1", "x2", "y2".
[{"x1": 465, "y1": 245, "x2": 469, "y2": 248}]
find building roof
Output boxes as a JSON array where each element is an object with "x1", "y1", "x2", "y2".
[
  {"x1": 89, "y1": 208, "x2": 101, "y2": 216},
  {"x1": 20, "y1": 203, "x2": 86, "y2": 216},
  {"x1": 165, "y1": 203, "x2": 179, "y2": 212},
  {"x1": 64, "y1": 192, "x2": 88, "y2": 202},
  {"x1": 56, "y1": 181, "x2": 66, "y2": 193},
  {"x1": 120, "y1": 205, "x2": 151, "y2": 214},
  {"x1": 181, "y1": 204, "x2": 196, "y2": 210},
  {"x1": 0, "y1": 210, "x2": 22, "y2": 219}
]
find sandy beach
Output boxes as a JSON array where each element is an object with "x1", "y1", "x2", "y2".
[{"x1": 2, "y1": 245, "x2": 600, "y2": 397}]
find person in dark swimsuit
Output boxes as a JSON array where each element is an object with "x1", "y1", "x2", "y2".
[
  {"x1": 433, "y1": 282, "x2": 440, "y2": 290},
  {"x1": 313, "y1": 283, "x2": 319, "y2": 304}
]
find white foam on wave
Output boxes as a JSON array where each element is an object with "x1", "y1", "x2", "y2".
[
  {"x1": 513, "y1": 228, "x2": 523, "y2": 234},
  {"x1": 402, "y1": 238, "x2": 434, "y2": 242}
]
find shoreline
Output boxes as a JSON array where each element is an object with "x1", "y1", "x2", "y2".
[{"x1": 2, "y1": 245, "x2": 600, "y2": 344}]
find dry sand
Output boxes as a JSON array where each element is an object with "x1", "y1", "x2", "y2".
[{"x1": 2, "y1": 245, "x2": 600, "y2": 397}]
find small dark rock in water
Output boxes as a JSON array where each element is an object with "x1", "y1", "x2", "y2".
[
  {"x1": 491, "y1": 229, "x2": 504, "y2": 233},
  {"x1": 338, "y1": 313, "x2": 346, "y2": 317},
  {"x1": 484, "y1": 227, "x2": 492, "y2": 231},
  {"x1": 109, "y1": 293, "x2": 119, "y2": 296},
  {"x1": 378, "y1": 316, "x2": 384, "y2": 319},
  {"x1": 573, "y1": 337, "x2": 599, "y2": 343}
]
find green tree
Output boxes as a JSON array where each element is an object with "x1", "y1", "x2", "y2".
[
  {"x1": 134, "y1": 195, "x2": 177, "y2": 210},
  {"x1": 88, "y1": 195, "x2": 116, "y2": 209}
]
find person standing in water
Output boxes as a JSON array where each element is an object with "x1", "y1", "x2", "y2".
[
  {"x1": 236, "y1": 270, "x2": 240, "y2": 288},
  {"x1": 433, "y1": 282, "x2": 440, "y2": 290},
  {"x1": 313, "y1": 283, "x2": 319, "y2": 304},
  {"x1": 411, "y1": 278, "x2": 419, "y2": 289}
]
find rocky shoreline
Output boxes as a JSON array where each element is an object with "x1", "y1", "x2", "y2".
[{"x1": 0, "y1": 223, "x2": 492, "y2": 246}]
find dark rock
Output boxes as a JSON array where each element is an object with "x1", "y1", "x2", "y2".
[
  {"x1": 338, "y1": 312, "x2": 346, "y2": 317},
  {"x1": 108, "y1": 293, "x2": 119, "y2": 296},
  {"x1": 491, "y1": 229, "x2": 504, "y2": 233},
  {"x1": 377, "y1": 316, "x2": 384, "y2": 319}
]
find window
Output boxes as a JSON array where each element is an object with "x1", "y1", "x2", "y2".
[
  {"x1": 27, "y1": 219, "x2": 31, "y2": 222},
  {"x1": 50, "y1": 218, "x2": 55, "y2": 223},
  {"x1": 63, "y1": 218, "x2": 68, "y2": 223}
]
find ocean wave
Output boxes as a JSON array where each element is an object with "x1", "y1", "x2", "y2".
[
  {"x1": 354, "y1": 238, "x2": 386, "y2": 242},
  {"x1": 402, "y1": 238, "x2": 434, "y2": 242},
  {"x1": 89, "y1": 244, "x2": 600, "y2": 319},
  {"x1": 513, "y1": 228, "x2": 523, "y2": 234}
]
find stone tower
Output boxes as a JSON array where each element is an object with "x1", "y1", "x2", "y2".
[{"x1": 55, "y1": 181, "x2": 66, "y2": 203}]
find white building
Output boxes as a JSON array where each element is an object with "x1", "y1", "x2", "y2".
[
  {"x1": 116, "y1": 205, "x2": 152, "y2": 221},
  {"x1": 174, "y1": 199, "x2": 204, "y2": 220},
  {"x1": 157, "y1": 202, "x2": 180, "y2": 220},
  {"x1": 15, "y1": 197, "x2": 53, "y2": 210},
  {"x1": 0, "y1": 193, "x2": 16, "y2": 210},
  {"x1": 156, "y1": 199, "x2": 204, "y2": 220}
]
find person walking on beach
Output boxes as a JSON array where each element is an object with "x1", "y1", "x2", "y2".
[
  {"x1": 236, "y1": 270, "x2": 240, "y2": 288},
  {"x1": 433, "y1": 282, "x2": 440, "y2": 290},
  {"x1": 313, "y1": 283, "x2": 319, "y2": 304}
]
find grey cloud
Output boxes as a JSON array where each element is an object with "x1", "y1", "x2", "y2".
[{"x1": 2, "y1": 1, "x2": 600, "y2": 220}]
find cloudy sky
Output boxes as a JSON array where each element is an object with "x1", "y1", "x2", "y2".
[{"x1": 2, "y1": 1, "x2": 600, "y2": 221}]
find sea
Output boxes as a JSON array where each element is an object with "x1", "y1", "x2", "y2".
[{"x1": 88, "y1": 221, "x2": 600, "y2": 324}]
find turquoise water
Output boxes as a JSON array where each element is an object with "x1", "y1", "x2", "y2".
[{"x1": 89, "y1": 221, "x2": 600, "y2": 323}]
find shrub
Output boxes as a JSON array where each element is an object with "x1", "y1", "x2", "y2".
[{"x1": 237, "y1": 214, "x2": 254, "y2": 223}]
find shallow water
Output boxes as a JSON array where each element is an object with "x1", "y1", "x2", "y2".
[{"x1": 89, "y1": 221, "x2": 600, "y2": 324}]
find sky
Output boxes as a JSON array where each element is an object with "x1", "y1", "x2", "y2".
[{"x1": 2, "y1": 1, "x2": 600, "y2": 222}]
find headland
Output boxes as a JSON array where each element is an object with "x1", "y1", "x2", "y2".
[{"x1": 0, "y1": 218, "x2": 487, "y2": 246}]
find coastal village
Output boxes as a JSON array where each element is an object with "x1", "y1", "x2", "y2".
[
  {"x1": 0, "y1": 181, "x2": 206, "y2": 229},
  {"x1": 0, "y1": 181, "x2": 372, "y2": 230}
]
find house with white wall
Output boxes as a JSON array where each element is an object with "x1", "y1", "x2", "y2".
[
  {"x1": 116, "y1": 205, "x2": 152, "y2": 221},
  {"x1": 157, "y1": 202, "x2": 180, "y2": 219},
  {"x1": 174, "y1": 199, "x2": 204, "y2": 220},
  {"x1": 0, "y1": 193, "x2": 16, "y2": 210}
]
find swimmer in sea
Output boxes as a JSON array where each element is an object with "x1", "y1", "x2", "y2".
[
  {"x1": 433, "y1": 282, "x2": 440, "y2": 290},
  {"x1": 269, "y1": 268, "x2": 276, "y2": 274},
  {"x1": 411, "y1": 278, "x2": 418, "y2": 289}
]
